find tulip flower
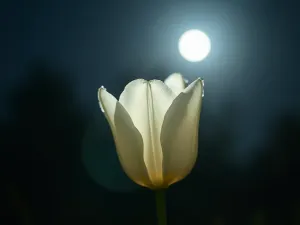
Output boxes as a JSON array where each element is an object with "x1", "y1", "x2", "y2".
[{"x1": 98, "y1": 73, "x2": 204, "y2": 190}]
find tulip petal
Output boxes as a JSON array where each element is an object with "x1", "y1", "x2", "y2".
[
  {"x1": 119, "y1": 79, "x2": 175, "y2": 186},
  {"x1": 98, "y1": 87, "x2": 152, "y2": 188},
  {"x1": 160, "y1": 78, "x2": 203, "y2": 186},
  {"x1": 164, "y1": 73, "x2": 186, "y2": 95}
]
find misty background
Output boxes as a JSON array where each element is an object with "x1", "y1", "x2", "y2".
[{"x1": 1, "y1": 0, "x2": 300, "y2": 225}]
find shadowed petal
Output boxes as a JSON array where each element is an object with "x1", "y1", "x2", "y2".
[
  {"x1": 160, "y1": 78, "x2": 203, "y2": 186},
  {"x1": 98, "y1": 87, "x2": 152, "y2": 188}
]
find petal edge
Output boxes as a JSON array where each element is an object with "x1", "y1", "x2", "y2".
[
  {"x1": 160, "y1": 78, "x2": 203, "y2": 186},
  {"x1": 98, "y1": 87, "x2": 152, "y2": 188}
]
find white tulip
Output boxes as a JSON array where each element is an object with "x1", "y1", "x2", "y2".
[{"x1": 98, "y1": 73, "x2": 204, "y2": 189}]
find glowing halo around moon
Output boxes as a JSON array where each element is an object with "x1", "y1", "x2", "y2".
[{"x1": 178, "y1": 29, "x2": 211, "y2": 62}]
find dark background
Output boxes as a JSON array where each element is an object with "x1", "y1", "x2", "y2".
[{"x1": 1, "y1": 0, "x2": 300, "y2": 225}]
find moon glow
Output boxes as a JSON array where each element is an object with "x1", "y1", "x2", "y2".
[{"x1": 178, "y1": 29, "x2": 211, "y2": 62}]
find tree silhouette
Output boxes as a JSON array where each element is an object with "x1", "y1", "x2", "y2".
[
  {"x1": 1, "y1": 61, "x2": 86, "y2": 225},
  {"x1": 252, "y1": 113, "x2": 300, "y2": 225}
]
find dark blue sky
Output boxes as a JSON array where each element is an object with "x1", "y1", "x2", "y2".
[
  {"x1": 2, "y1": 0, "x2": 299, "y2": 163},
  {"x1": 1, "y1": 1, "x2": 300, "y2": 224}
]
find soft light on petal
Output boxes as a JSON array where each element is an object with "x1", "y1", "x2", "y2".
[
  {"x1": 160, "y1": 78, "x2": 203, "y2": 186},
  {"x1": 164, "y1": 73, "x2": 186, "y2": 95},
  {"x1": 119, "y1": 79, "x2": 175, "y2": 187},
  {"x1": 98, "y1": 87, "x2": 152, "y2": 188}
]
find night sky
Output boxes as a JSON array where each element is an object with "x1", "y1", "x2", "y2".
[{"x1": 1, "y1": 0, "x2": 300, "y2": 225}]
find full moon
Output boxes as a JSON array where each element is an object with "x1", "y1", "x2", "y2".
[{"x1": 178, "y1": 29, "x2": 211, "y2": 62}]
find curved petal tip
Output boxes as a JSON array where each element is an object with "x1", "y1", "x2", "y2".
[
  {"x1": 98, "y1": 86, "x2": 107, "y2": 113},
  {"x1": 164, "y1": 73, "x2": 187, "y2": 95}
]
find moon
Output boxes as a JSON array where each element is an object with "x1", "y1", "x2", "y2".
[{"x1": 178, "y1": 29, "x2": 211, "y2": 62}]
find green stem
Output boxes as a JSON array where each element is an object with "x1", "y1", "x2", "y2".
[{"x1": 155, "y1": 189, "x2": 167, "y2": 225}]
